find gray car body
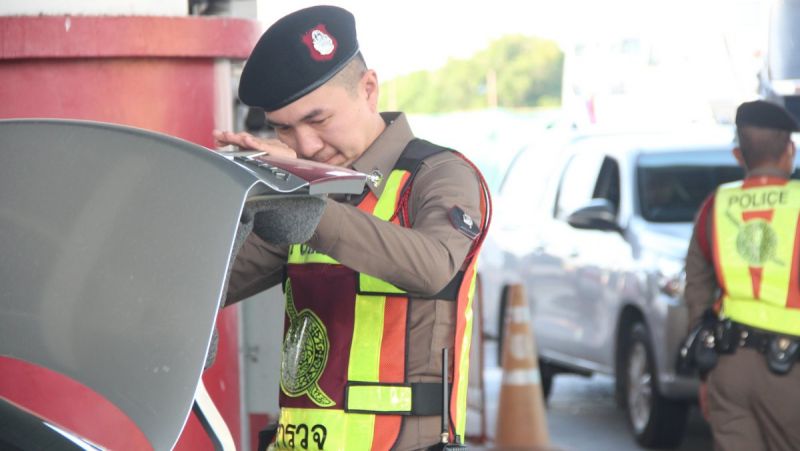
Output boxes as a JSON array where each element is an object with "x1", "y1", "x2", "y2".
[
  {"x1": 479, "y1": 127, "x2": 739, "y2": 400},
  {"x1": 0, "y1": 119, "x2": 365, "y2": 450}
]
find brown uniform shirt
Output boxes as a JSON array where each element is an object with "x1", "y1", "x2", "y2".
[
  {"x1": 226, "y1": 112, "x2": 483, "y2": 450},
  {"x1": 684, "y1": 194, "x2": 718, "y2": 330}
]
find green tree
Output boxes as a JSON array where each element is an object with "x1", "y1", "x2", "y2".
[{"x1": 379, "y1": 35, "x2": 563, "y2": 113}]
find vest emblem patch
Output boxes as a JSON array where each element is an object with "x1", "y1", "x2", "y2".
[
  {"x1": 280, "y1": 281, "x2": 335, "y2": 407},
  {"x1": 736, "y1": 219, "x2": 778, "y2": 267}
]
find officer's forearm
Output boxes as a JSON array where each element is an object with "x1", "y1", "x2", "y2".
[
  {"x1": 225, "y1": 232, "x2": 286, "y2": 305},
  {"x1": 306, "y1": 200, "x2": 472, "y2": 296}
]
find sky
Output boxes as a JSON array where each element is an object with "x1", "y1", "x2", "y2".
[
  {"x1": 256, "y1": 0, "x2": 564, "y2": 78},
  {"x1": 257, "y1": 0, "x2": 770, "y2": 80},
  {"x1": 255, "y1": 0, "x2": 773, "y2": 132},
  {"x1": 250, "y1": 0, "x2": 779, "y2": 179}
]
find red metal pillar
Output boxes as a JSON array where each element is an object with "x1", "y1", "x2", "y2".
[{"x1": 0, "y1": 15, "x2": 261, "y2": 450}]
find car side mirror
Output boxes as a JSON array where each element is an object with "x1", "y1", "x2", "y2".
[{"x1": 567, "y1": 199, "x2": 622, "y2": 233}]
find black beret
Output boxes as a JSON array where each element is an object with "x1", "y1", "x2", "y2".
[
  {"x1": 735, "y1": 100, "x2": 799, "y2": 132},
  {"x1": 238, "y1": 5, "x2": 359, "y2": 112}
]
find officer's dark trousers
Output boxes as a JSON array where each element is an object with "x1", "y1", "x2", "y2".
[{"x1": 708, "y1": 347, "x2": 800, "y2": 451}]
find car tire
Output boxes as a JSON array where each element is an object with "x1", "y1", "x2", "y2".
[
  {"x1": 539, "y1": 359, "x2": 554, "y2": 403},
  {"x1": 622, "y1": 322, "x2": 689, "y2": 449},
  {"x1": 496, "y1": 285, "x2": 511, "y2": 367}
]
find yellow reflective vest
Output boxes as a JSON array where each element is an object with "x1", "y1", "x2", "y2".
[
  {"x1": 712, "y1": 178, "x2": 800, "y2": 336},
  {"x1": 273, "y1": 140, "x2": 490, "y2": 450}
]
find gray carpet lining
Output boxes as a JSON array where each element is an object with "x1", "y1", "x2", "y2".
[{"x1": 207, "y1": 195, "x2": 326, "y2": 369}]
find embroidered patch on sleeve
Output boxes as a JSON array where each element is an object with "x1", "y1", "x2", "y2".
[{"x1": 448, "y1": 206, "x2": 480, "y2": 240}]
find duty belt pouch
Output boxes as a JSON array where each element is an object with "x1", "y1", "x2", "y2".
[
  {"x1": 766, "y1": 336, "x2": 800, "y2": 375},
  {"x1": 694, "y1": 326, "x2": 719, "y2": 374},
  {"x1": 677, "y1": 309, "x2": 720, "y2": 376},
  {"x1": 714, "y1": 319, "x2": 737, "y2": 354}
]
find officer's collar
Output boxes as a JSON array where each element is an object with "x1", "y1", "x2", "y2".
[
  {"x1": 746, "y1": 167, "x2": 792, "y2": 180},
  {"x1": 350, "y1": 112, "x2": 414, "y2": 200}
]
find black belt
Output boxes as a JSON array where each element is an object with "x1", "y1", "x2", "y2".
[
  {"x1": 727, "y1": 322, "x2": 800, "y2": 374},
  {"x1": 731, "y1": 322, "x2": 798, "y2": 351}
]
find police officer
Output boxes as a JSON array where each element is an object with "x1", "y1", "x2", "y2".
[
  {"x1": 215, "y1": 6, "x2": 490, "y2": 451},
  {"x1": 685, "y1": 100, "x2": 800, "y2": 451}
]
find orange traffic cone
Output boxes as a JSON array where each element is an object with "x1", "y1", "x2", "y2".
[{"x1": 494, "y1": 284, "x2": 550, "y2": 449}]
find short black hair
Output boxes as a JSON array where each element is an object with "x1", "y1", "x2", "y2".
[
  {"x1": 329, "y1": 52, "x2": 367, "y2": 96},
  {"x1": 736, "y1": 126, "x2": 792, "y2": 168}
]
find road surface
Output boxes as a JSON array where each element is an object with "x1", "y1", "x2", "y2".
[{"x1": 473, "y1": 342, "x2": 713, "y2": 450}]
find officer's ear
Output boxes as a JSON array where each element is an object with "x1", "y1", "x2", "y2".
[
  {"x1": 733, "y1": 146, "x2": 748, "y2": 171},
  {"x1": 782, "y1": 140, "x2": 796, "y2": 173},
  {"x1": 361, "y1": 69, "x2": 379, "y2": 113}
]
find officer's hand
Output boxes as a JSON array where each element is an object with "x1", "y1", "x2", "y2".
[{"x1": 212, "y1": 130, "x2": 297, "y2": 159}]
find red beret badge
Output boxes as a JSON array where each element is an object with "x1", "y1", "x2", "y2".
[{"x1": 302, "y1": 24, "x2": 337, "y2": 61}]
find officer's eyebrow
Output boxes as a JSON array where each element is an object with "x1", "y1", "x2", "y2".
[{"x1": 266, "y1": 108, "x2": 327, "y2": 129}]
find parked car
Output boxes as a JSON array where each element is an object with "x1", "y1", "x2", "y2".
[{"x1": 480, "y1": 127, "x2": 744, "y2": 448}]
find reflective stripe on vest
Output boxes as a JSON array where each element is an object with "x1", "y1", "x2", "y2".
[
  {"x1": 452, "y1": 259, "x2": 478, "y2": 438},
  {"x1": 712, "y1": 179, "x2": 800, "y2": 336},
  {"x1": 274, "y1": 407, "x2": 371, "y2": 450},
  {"x1": 346, "y1": 384, "x2": 413, "y2": 414}
]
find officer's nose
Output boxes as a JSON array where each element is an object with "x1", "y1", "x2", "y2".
[{"x1": 293, "y1": 125, "x2": 325, "y2": 159}]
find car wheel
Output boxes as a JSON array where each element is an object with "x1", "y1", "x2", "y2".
[
  {"x1": 497, "y1": 285, "x2": 510, "y2": 367},
  {"x1": 622, "y1": 322, "x2": 689, "y2": 449},
  {"x1": 539, "y1": 359, "x2": 554, "y2": 403}
]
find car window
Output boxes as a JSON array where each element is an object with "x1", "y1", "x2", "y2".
[
  {"x1": 554, "y1": 152, "x2": 605, "y2": 220},
  {"x1": 637, "y1": 149, "x2": 742, "y2": 222},
  {"x1": 593, "y1": 156, "x2": 621, "y2": 215},
  {"x1": 498, "y1": 145, "x2": 562, "y2": 224}
]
